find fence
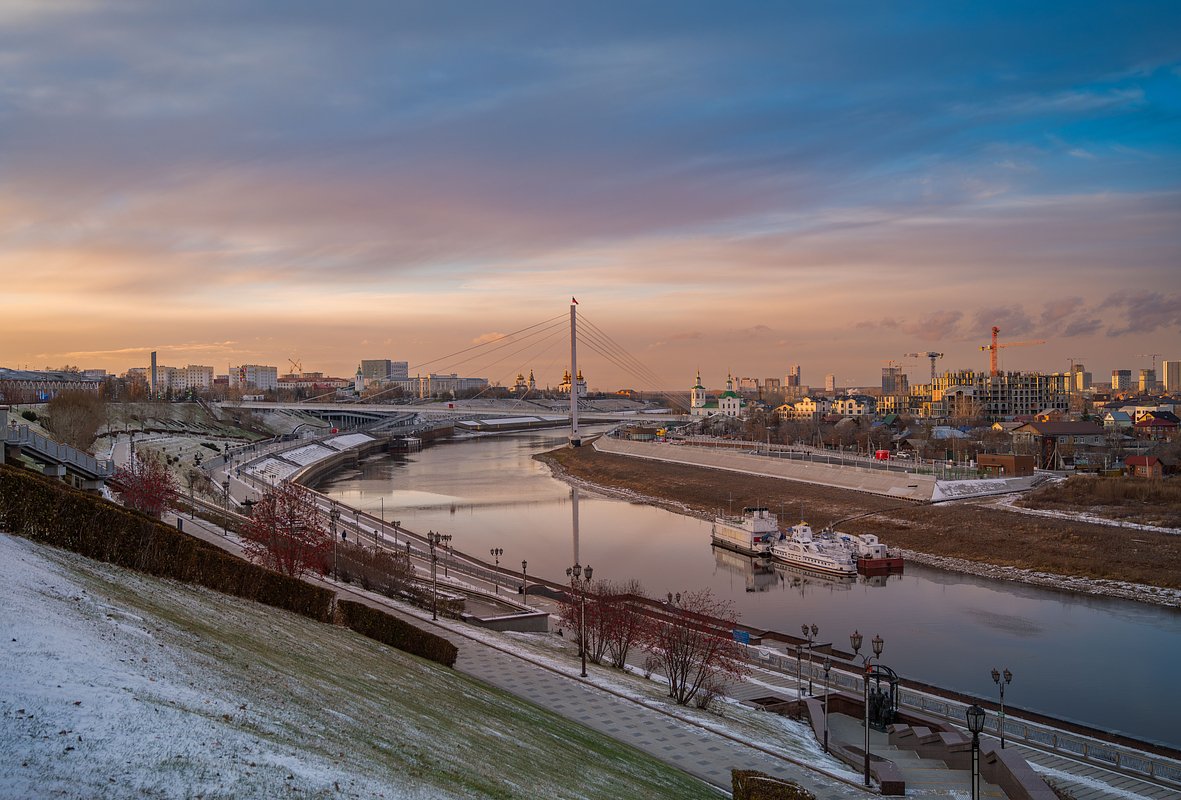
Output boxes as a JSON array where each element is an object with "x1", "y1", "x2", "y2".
[
  {"x1": 5, "y1": 424, "x2": 115, "y2": 478},
  {"x1": 744, "y1": 645, "x2": 1181, "y2": 788}
]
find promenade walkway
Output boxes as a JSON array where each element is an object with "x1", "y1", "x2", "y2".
[{"x1": 171, "y1": 505, "x2": 1175, "y2": 799}]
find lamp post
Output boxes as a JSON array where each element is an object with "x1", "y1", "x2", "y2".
[
  {"x1": 222, "y1": 478, "x2": 230, "y2": 536},
  {"x1": 521, "y1": 560, "x2": 528, "y2": 608},
  {"x1": 802, "y1": 622, "x2": 819, "y2": 695},
  {"x1": 440, "y1": 533, "x2": 453, "y2": 577},
  {"x1": 565, "y1": 563, "x2": 593, "y2": 677},
  {"x1": 850, "y1": 630, "x2": 885, "y2": 788},
  {"x1": 428, "y1": 531, "x2": 444, "y2": 621},
  {"x1": 330, "y1": 503, "x2": 341, "y2": 581},
  {"x1": 379, "y1": 497, "x2": 384, "y2": 545},
  {"x1": 966, "y1": 703, "x2": 986, "y2": 800},
  {"x1": 823, "y1": 656, "x2": 832, "y2": 753},
  {"x1": 490, "y1": 548, "x2": 503, "y2": 594},
  {"x1": 992, "y1": 667, "x2": 1012, "y2": 748}
]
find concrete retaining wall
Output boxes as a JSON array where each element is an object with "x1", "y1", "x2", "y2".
[{"x1": 595, "y1": 437, "x2": 937, "y2": 502}]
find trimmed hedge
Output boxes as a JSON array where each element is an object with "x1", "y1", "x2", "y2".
[
  {"x1": 732, "y1": 771, "x2": 815, "y2": 800},
  {"x1": 337, "y1": 599, "x2": 458, "y2": 668},
  {"x1": 0, "y1": 464, "x2": 334, "y2": 622}
]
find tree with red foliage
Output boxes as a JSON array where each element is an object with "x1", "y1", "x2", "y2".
[
  {"x1": 642, "y1": 589, "x2": 749, "y2": 706},
  {"x1": 585, "y1": 579, "x2": 650, "y2": 669},
  {"x1": 240, "y1": 481, "x2": 330, "y2": 578},
  {"x1": 110, "y1": 451, "x2": 178, "y2": 519}
]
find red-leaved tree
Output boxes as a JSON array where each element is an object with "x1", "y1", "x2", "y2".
[
  {"x1": 110, "y1": 452, "x2": 178, "y2": 519},
  {"x1": 642, "y1": 589, "x2": 749, "y2": 707},
  {"x1": 240, "y1": 482, "x2": 330, "y2": 577}
]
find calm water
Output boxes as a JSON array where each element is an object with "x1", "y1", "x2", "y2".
[{"x1": 318, "y1": 428, "x2": 1180, "y2": 749}]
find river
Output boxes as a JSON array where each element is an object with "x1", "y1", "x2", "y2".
[{"x1": 317, "y1": 428, "x2": 1181, "y2": 750}]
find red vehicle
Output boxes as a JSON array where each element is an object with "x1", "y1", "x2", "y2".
[{"x1": 874, "y1": 449, "x2": 891, "y2": 461}]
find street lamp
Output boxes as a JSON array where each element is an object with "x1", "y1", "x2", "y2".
[
  {"x1": 565, "y1": 563, "x2": 593, "y2": 677},
  {"x1": 850, "y1": 630, "x2": 885, "y2": 788},
  {"x1": 802, "y1": 623, "x2": 819, "y2": 695},
  {"x1": 490, "y1": 548, "x2": 503, "y2": 594},
  {"x1": 330, "y1": 503, "x2": 341, "y2": 581},
  {"x1": 992, "y1": 667, "x2": 1013, "y2": 749},
  {"x1": 521, "y1": 560, "x2": 528, "y2": 608},
  {"x1": 966, "y1": 703, "x2": 986, "y2": 800},
  {"x1": 822, "y1": 657, "x2": 832, "y2": 753},
  {"x1": 222, "y1": 478, "x2": 231, "y2": 536},
  {"x1": 440, "y1": 533, "x2": 453, "y2": 577},
  {"x1": 428, "y1": 531, "x2": 445, "y2": 621}
]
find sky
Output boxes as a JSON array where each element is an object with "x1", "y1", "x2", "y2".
[{"x1": 2, "y1": 1, "x2": 1180, "y2": 391}]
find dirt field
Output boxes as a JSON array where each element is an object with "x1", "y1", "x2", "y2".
[
  {"x1": 542, "y1": 445, "x2": 1181, "y2": 591},
  {"x1": 1018, "y1": 475, "x2": 1181, "y2": 528}
]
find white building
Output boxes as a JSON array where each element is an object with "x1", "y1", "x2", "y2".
[
  {"x1": 689, "y1": 372, "x2": 746, "y2": 418},
  {"x1": 559, "y1": 369, "x2": 587, "y2": 398},
  {"x1": 231, "y1": 364, "x2": 279, "y2": 391}
]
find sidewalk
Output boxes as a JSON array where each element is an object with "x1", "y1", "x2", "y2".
[{"x1": 171, "y1": 508, "x2": 1174, "y2": 800}]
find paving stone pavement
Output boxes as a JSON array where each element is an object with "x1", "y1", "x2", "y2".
[{"x1": 174, "y1": 510, "x2": 1176, "y2": 799}]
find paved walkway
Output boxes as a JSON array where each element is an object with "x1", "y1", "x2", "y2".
[{"x1": 170, "y1": 507, "x2": 1175, "y2": 799}]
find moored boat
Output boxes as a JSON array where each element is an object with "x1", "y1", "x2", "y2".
[
  {"x1": 711, "y1": 506, "x2": 779, "y2": 556},
  {"x1": 832, "y1": 531, "x2": 906, "y2": 573},
  {"x1": 769, "y1": 522, "x2": 857, "y2": 576}
]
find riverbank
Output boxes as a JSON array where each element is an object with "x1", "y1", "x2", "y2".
[{"x1": 538, "y1": 445, "x2": 1181, "y2": 608}]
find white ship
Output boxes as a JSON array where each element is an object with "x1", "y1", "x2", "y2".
[
  {"x1": 769, "y1": 522, "x2": 858, "y2": 576},
  {"x1": 711, "y1": 506, "x2": 779, "y2": 556}
]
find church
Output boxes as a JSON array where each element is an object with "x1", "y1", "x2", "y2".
[{"x1": 690, "y1": 371, "x2": 746, "y2": 418}]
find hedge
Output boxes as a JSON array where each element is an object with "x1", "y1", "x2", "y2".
[
  {"x1": 732, "y1": 771, "x2": 816, "y2": 800},
  {"x1": 0, "y1": 464, "x2": 334, "y2": 622},
  {"x1": 337, "y1": 599, "x2": 458, "y2": 668}
]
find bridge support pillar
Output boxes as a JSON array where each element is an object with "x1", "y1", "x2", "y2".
[
  {"x1": 42, "y1": 464, "x2": 67, "y2": 479},
  {"x1": 6, "y1": 444, "x2": 22, "y2": 463}
]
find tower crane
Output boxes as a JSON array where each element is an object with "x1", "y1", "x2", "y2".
[
  {"x1": 980, "y1": 326, "x2": 1046, "y2": 377},
  {"x1": 904, "y1": 351, "x2": 944, "y2": 383},
  {"x1": 1136, "y1": 353, "x2": 1162, "y2": 372}
]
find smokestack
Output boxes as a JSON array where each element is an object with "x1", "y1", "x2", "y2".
[{"x1": 150, "y1": 351, "x2": 158, "y2": 398}]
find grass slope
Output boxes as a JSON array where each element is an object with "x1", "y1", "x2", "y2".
[{"x1": 1, "y1": 534, "x2": 712, "y2": 799}]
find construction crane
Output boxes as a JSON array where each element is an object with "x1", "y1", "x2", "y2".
[
  {"x1": 980, "y1": 326, "x2": 1046, "y2": 377},
  {"x1": 904, "y1": 351, "x2": 944, "y2": 383},
  {"x1": 288, "y1": 357, "x2": 303, "y2": 376},
  {"x1": 1137, "y1": 353, "x2": 1163, "y2": 372}
]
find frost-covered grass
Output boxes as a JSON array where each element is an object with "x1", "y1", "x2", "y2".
[{"x1": 0, "y1": 534, "x2": 711, "y2": 799}]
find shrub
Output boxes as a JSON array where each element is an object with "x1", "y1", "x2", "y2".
[
  {"x1": 732, "y1": 771, "x2": 815, "y2": 800},
  {"x1": 21, "y1": 410, "x2": 37, "y2": 422},
  {"x1": 337, "y1": 599, "x2": 458, "y2": 667}
]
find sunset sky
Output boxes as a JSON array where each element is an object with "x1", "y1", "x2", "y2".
[{"x1": 2, "y1": 1, "x2": 1179, "y2": 390}]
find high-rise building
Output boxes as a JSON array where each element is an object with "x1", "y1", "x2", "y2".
[
  {"x1": 1070, "y1": 363, "x2": 1091, "y2": 391},
  {"x1": 786, "y1": 365, "x2": 801, "y2": 387},
  {"x1": 1139, "y1": 369, "x2": 1157, "y2": 394},
  {"x1": 390, "y1": 361, "x2": 409, "y2": 380},
  {"x1": 1161, "y1": 360, "x2": 1180, "y2": 394},
  {"x1": 231, "y1": 364, "x2": 279, "y2": 391},
  {"x1": 1112, "y1": 369, "x2": 1132, "y2": 391},
  {"x1": 882, "y1": 366, "x2": 908, "y2": 397},
  {"x1": 361, "y1": 359, "x2": 393, "y2": 382},
  {"x1": 824, "y1": 374, "x2": 836, "y2": 393}
]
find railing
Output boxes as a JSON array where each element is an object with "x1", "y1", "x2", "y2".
[
  {"x1": 744, "y1": 645, "x2": 1181, "y2": 788},
  {"x1": 4, "y1": 424, "x2": 114, "y2": 478}
]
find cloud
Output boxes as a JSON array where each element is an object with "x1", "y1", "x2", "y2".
[
  {"x1": 1062, "y1": 318, "x2": 1103, "y2": 337},
  {"x1": 900, "y1": 311, "x2": 964, "y2": 341},
  {"x1": 973, "y1": 307, "x2": 1035, "y2": 338},
  {"x1": 1103, "y1": 292, "x2": 1181, "y2": 337},
  {"x1": 472, "y1": 332, "x2": 508, "y2": 345}
]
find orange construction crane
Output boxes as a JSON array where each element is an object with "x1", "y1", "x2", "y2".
[{"x1": 980, "y1": 327, "x2": 1046, "y2": 376}]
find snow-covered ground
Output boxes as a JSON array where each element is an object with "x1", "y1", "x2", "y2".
[{"x1": 0, "y1": 533, "x2": 711, "y2": 800}]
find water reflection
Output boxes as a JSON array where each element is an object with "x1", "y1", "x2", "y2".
[{"x1": 317, "y1": 429, "x2": 1181, "y2": 749}]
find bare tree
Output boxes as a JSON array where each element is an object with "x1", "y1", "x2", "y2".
[
  {"x1": 110, "y1": 451, "x2": 179, "y2": 519},
  {"x1": 642, "y1": 589, "x2": 749, "y2": 706},
  {"x1": 240, "y1": 482, "x2": 331, "y2": 577},
  {"x1": 45, "y1": 391, "x2": 106, "y2": 452},
  {"x1": 597, "y1": 579, "x2": 650, "y2": 669}
]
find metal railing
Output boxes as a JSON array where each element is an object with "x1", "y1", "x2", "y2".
[
  {"x1": 744, "y1": 645, "x2": 1181, "y2": 787},
  {"x1": 4, "y1": 424, "x2": 115, "y2": 478}
]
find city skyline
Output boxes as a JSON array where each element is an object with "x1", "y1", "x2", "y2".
[{"x1": 2, "y1": 2, "x2": 1179, "y2": 387}]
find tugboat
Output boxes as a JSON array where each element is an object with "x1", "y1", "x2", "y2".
[
  {"x1": 769, "y1": 522, "x2": 858, "y2": 576},
  {"x1": 711, "y1": 506, "x2": 779, "y2": 556}
]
